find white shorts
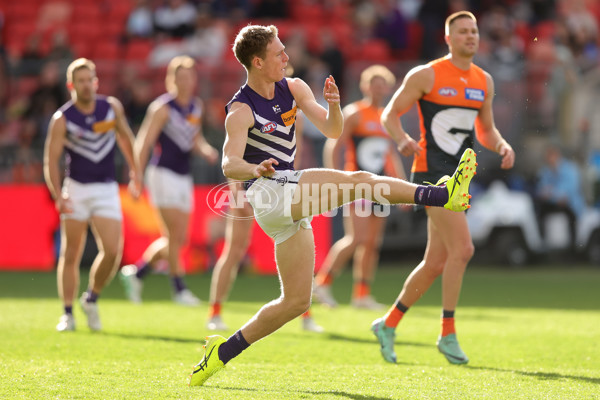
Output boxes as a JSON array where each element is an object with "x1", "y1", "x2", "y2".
[
  {"x1": 246, "y1": 170, "x2": 312, "y2": 244},
  {"x1": 62, "y1": 177, "x2": 122, "y2": 221},
  {"x1": 146, "y1": 165, "x2": 193, "y2": 212}
]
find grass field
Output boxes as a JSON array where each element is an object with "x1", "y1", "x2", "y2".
[{"x1": 1, "y1": 264, "x2": 599, "y2": 399}]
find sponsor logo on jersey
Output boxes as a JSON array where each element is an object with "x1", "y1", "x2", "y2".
[
  {"x1": 92, "y1": 119, "x2": 116, "y2": 134},
  {"x1": 465, "y1": 88, "x2": 485, "y2": 101},
  {"x1": 261, "y1": 122, "x2": 278, "y2": 134},
  {"x1": 186, "y1": 115, "x2": 201, "y2": 126},
  {"x1": 438, "y1": 87, "x2": 458, "y2": 97},
  {"x1": 281, "y1": 106, "x2": 297, "y2": 127}
]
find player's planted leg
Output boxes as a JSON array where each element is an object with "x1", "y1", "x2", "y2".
[{"x1": 189, "y1": 335, "x2": 227, "y2": 386}]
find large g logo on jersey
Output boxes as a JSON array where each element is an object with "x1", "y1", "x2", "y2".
[
  {"x1": 356, "y1": 137, "x2": 389, "y2": 174},
  {"x1": 431, "y1": 108, "x2": 478, "y2": 155}
]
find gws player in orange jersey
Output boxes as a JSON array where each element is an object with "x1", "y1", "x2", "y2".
[{"x1": 371, "y1": 11, "x2": 515, "y2": 365}]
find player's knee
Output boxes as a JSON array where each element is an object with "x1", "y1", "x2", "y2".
[
  {"x1": 348, "y1": 170, "x2": 376, "y2": 186},
  {"x1": 459, "y1": 242, "x2": 475, "y2": 264},
  {"x1": 227, "y1": 246, "x2": 246, "y2": 262},
  {"x1": 102, "y1": 246, "x2": 121, "y2": 264},
  {"x1": 285, "y1": 295, "x2": 311, "y2": 317},
  {"x1": 426, "y1": 262, "x2": 445, "y2": 277}
]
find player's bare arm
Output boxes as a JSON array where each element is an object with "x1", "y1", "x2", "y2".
[
  {"x1": 109, "y1": 96, "x2": 142, "y2": 198},
  {"x1": 288, "y1": 75, "x2": 343, "y2": 139},
  {"x1": 43, "y1": 111, "x2": 72, "y2": 214},
  {"x1": 134, "y1": 100, "x2": 169, "y2": 173},
  {"x1": 223, "y1": 102, "x2": 278, "y2": 180},
  {"x1": 474, "y1": 73, "x2": 515, "y2": 170},
  {"x1": 192, "y1": 103, "x2": 219, "y2": 164},
  {"x1": 323, "y1": 103, "x2": 359, "y2": 169},
  {"x1": 293, "y1": 112, "x2": 304, "y2": 169},
  {"x1": 381, "y1": 66, "x2": 433, "y2": 157}
]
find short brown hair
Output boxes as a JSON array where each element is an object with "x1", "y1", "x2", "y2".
[
  {"x1": 233, "y1": 25, "x2": 278, "y2": 70},
  {"x1": 165, "y1": 55, "x2": 196, "y2": 93},
  {"x1": 445, "y1": 11, "x2": 477, "y2": 35},
  {"x1": 66, "y1": 58, "x2": 96, "y2": 84}
]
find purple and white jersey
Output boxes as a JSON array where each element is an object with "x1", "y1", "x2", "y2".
[
  {"x1": 149, "y1": 93, "x2": 201, "y2": 176},
  {"x1": 226, "y1": 79, "x2": 297, "y2": 171},
  {"x1": 60, "y1": 95, "x2": 117, "y2": 183}
]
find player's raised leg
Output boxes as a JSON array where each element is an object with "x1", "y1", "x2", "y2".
[{"x1": 291, "y1": 150, "x2": 476, "y2": 221}]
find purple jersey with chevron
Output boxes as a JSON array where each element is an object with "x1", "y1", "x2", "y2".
[
  {"x1": 60, "y1": 95, "x2": 117, "y2": 183},
  {"x1": 226, "y1": 78, "x2": 297, "y2": 171},
  {"x1": 149, "y1": 93, "x2": 201, "y2": 175}
]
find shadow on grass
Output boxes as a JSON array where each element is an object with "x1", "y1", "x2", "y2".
[
  {"x1": 211, "y1": 385, "x2": 392, "y2": 400},
  {"x1": 466, "y1": 365, "x2": 600, "y2": 385},
  {"x1": 101, "y1": 331, "x2": 199, "y2": 344},
  {"x1": 324, "y1": 332, "x2": 432, "y2": 348}
]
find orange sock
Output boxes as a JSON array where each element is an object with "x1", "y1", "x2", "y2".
[
  {"x1": 353, "y1": 280, "x2": 370, "y2": 299},
  {"x1": 441, "y1": 317, "x2": 456, "y2": 337},
  {"x1": 383, "y1": 300, "x2": 408, "y2": 328},
  {"x1": 302, "y1": 310, "x2": 311, "y2": 319},
  {"x1": 209, "y1": 302, "x2": 221, "y2": 318},
  {"x1": 384, "y1": 307, "x2": 404, "y2": 328},
  {"x1": 315, "y1": 272, "x2": 333, "y2": 286}
]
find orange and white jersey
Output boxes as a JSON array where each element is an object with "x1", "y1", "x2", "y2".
[
  {"x1": 412, "y1": 55, "x2": 487, "y2": 181},
  {"x1": 344, "y1": 100, "x2": 395, "y2": 175}
]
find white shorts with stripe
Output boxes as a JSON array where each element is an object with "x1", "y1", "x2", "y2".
[
  {"x1": 246, "y1": 170, "x2": 312, "y2": 245},
  {"x1": 61, "y1": 177, "x2": 122, "y2": 221},
  {"x1": 146, "y1": 165, "x2": 193, "y2": 213}
]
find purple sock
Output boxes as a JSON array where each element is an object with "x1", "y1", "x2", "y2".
[
  {"x1": 64, "y1": 306, "x2": 73, "y2": 315},
  {"x1": 135, "y1": 260, "x2": 151, "y2": 280},
  {"x1": 171, "y1": 276, "x2": 186, "y2": 293},
  {"x1": 86, "y1": 289, "x2": 99, "y2": 303},
  {"x1": 218, "y1": 330, "x2": 250, "y2": 365},
  {"x1": 414, "y1": 185, "x2": 448, "y2": 207}
]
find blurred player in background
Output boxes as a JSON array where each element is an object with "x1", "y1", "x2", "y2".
[
  {"x1": 44, "y1": 58, "x2": 141, "y2": 332},
  {"x1": 313, "y1": 64, "x2": 405, "y2": 310},
  {"x1": 189, "y1": 24, "x2": 476, "y2": 387},
  {"x1": 206, "y1": 112, "x2": 323, "y2": 333},
  {"x1": 119, "y1": 55, "x2": 218, "y2": 306},
  {"x1": 371, "y1": 11, "x2": 515, "y2": 365}
]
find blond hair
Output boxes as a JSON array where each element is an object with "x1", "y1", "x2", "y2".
[
  {"x1": 233, "y1": 25, "x2": 278, "y2": 70},
  {"x1": 66, "y1": 58, "x2": 96, "y2": 84},
  {"x1": 360, "y1": 65, "x2": 396, "y2": 89},
  {"x1": 445, "y1": 11, "x2": 477, "y2": 35},
  {"x1": 165, "y1": 55, "x2": 196, "y2": 94}
]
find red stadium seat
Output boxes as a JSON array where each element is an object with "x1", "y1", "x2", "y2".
[
  {"x1": 93, "y1": 41, "x2": 123, "y2": 60},
  {"x1": 6, "y1": 3, "x2": 39, "y2": 22},
  {"x1": 124, "y1": 39, "x2": 154, "y2": 61},
  {"x1": 348, "y1": 39, "x2": 392, "y2": 62},
  {"x1": 71, "y1": 3, "x2": 102, "y2": 21}
]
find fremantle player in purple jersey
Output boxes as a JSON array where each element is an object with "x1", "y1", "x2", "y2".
[
  {"x1": 119, "y1": 55, "x2": 218, "y2": 306},
  {"x1": 189, "y1": 25, "x2": 478, "y2": 386},
  {"x1": 43, "y1": 58, "x2": 142, "y2": 332}
]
